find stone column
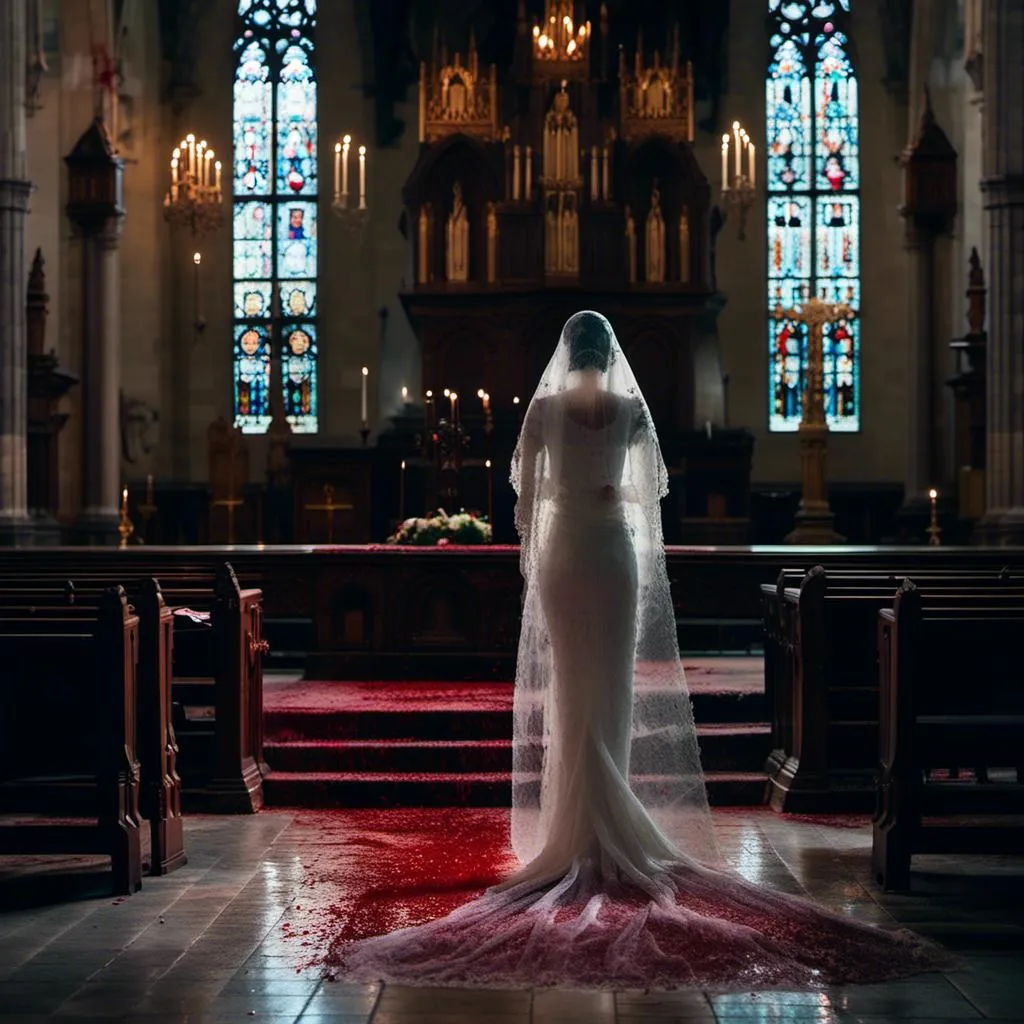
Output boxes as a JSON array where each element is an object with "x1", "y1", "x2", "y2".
[
  {"x1": 0, "y1": 0, "x2": 32, "y2": 544},
  {"x1": 77, "y1": 216, "x2": 124, "y2": 540},
  {"x1": 977, "y1": 0, "x2": 1024, "y2": 544}
]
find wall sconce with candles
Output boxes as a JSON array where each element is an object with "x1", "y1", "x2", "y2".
[
  {"x1": 163, "y1": 133, "x2": 224, "y2": 236},
  {"x1": 720, "y1": 120, "x2": 756, "y2": 240},
  {"x1": 333, "y1": 133, "x2": 369, "y2": 232}
]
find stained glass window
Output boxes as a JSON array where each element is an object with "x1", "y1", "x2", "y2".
[
  {"x1": 233, "y1": 0, "x2": 318, "y2": 433},
  {"x1": 766, "y1": 0, "x2": 859, "y2": 431}
]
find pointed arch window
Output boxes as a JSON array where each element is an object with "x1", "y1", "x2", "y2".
[
  {"x1": 232, "y1": 0, "x2": 319, "y2": 434},
  {"x1": 767, "y1": 0, "x2": 860, "y2": 432}
]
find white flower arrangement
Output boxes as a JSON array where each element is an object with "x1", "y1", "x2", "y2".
[{"x1": 386, "y1": 508, "x2": 492, "y2": 546}]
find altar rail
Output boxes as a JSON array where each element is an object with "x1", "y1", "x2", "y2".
[{"x1": 2, "y1": 546, "x2": 1022, "y2": 678}]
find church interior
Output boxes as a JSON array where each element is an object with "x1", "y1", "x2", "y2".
[{"x1": 2, "y1": 0, "x2": 1024, "y2": 1019}]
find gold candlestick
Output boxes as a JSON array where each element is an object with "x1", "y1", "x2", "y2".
[
  {"x1": 399, "y1": 460, "x2": 406, "y2": 520},
  {"x1": 926, "y1": 487, "x2": 942, "y2": 546},
  {"x1": 118, "y1": 487, "x2": 134, "y2": 549},
  {"x1": 485, "y1": 458, "x2": 493, "y2": 527}
]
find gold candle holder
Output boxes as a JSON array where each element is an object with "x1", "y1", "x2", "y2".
[
  {"x1": 926, "y1": 488, "x2": 942, "y2": 546},
  {"x1": 118, "y1": 487, "x2": 135, "y2": 549}
]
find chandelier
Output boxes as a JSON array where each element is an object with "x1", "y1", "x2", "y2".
[
  {"x1": 163, "y1": 133, "x2": 225, "y2": 236},
  {"x1": 332, "y1": 134, "x2": 370, "y2": 234},
  {"x1": 720, "y1": 121, "x2": 756, "y2": 240},
  {"x1": 533, "y1": 1, "x2": 590, "y2": 63}
]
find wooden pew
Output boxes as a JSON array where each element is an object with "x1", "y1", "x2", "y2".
[
  {"x1": 0, "y1": 563, "x2": 266, "y2": 814},
  {"x1": 760, "y1": 565, "x2": 1024, "y2": 811},
  {"x1": 0, "y1": 588, "x2": 143, "y2": 895},
  {"x1": 873, "y1": 581, "x2": 1024, "y2": 890},
  {"x1": 0, "y1": 579, "x2": 186, "y2": 874}
]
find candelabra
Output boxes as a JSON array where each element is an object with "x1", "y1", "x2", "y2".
[
  {"x1": 720, "y1": 121, "x2": 756, "y2": 240},
  {"x1": 432, "y1": 414, "x2": 470, "y2": 508},
  {"x1": 332, "y1": 134, "x2": 370, "y2": 233},
  {"x1": 163, "y1": 133, "x2": 225, "y2": 236}
]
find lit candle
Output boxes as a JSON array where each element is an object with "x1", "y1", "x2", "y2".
[
  {"x1": 146, "y1": 474, "x2": 153, "y2": 505},
  {"x1": 425, "y1": 389, "x2": 434, "y2": 433},
  {"x1": 449, "y1": 391, "x2": 457, "y2": 423},
  {"x1": 400, "y1": 460, "x2": 406, "y2": 519},
  {"x1": 733, "y1": 121, "x2": 741, "y2": 178},
  {"x1": 334, "y1": 141, "x2": 341, "y2": 198},
  {"x1": 204, "y1": 149, "x2": 214, "y2": 188},
  {"x1": 193, "y1": 251, "x2": 202, "y2": 324},
  {"x1": 342, "y1": 135, "x2": 350, "y2": 202},
  {"x1": 748, "y1": 141, "x2": 756, "y2": 187},
  {"x1": 513, "y1": 394, "x2": 521, "y2": 431},
  {"x1": 214, "y1": 160, "x2": 222, "y2": 197},
  {"x1": 187, "y1": 133, "x2": 196, "y2": 178},
  {"x1": 358, "y1": 145, "x2": 367, "y2": 209},
  {"x1": 402, "y1": 386, "x2": 409, "y2": 404},
  {"x1": 121, "y1": 487, "x2": 128, "y2": 513},
  {"x1": 171, "y1": 149, "x2": 180, "y2": 182},
  {"x1": 170, "y1": 159, "x2": 179, "y2": 201},
  {"x1": 721, "y1": 133, "x2": 729, "y2": 189},
  {"x1": 361, "y1": 365, "x2": 368, "y2": 425}
]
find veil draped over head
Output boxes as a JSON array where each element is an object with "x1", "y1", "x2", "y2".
[{"x1": 509, "y1": 311, "x2": 719, "y2": 870}]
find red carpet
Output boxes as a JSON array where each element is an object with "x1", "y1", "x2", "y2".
[{"x1": 261, "y1": 659, "x2": 770, "y2": 808}]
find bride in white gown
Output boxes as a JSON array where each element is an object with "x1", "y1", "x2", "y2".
[{"x1": 338, "y1": 311, "x2": 948, "y2": 989}]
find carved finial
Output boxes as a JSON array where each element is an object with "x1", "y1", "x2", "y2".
[
  {"x1": 968, "y1": 245, "x2": 983, "y2": 287},
  {"x1": 29, "y1": 248, "x2": 45, "y2": 293}
]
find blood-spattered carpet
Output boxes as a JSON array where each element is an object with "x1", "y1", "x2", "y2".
[{"x1": 260, "y1": 658, "x2": 771, "y2": 808}]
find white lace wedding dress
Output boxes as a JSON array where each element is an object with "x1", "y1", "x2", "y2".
[{"x1": 335, "y1": 316, "x2": 948, "y2": 990}]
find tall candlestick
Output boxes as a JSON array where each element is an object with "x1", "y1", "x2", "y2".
[
  {"x1": 358, "y1": 145, "x2": 367, "y2": 209},
  {"x1": 425, "y1": 389, "x2": 434, "y2": 434},
  {"x1": 512, "y1": 145, "x2": 521, "y2": 202},
  {"x1": 733, "y1": 121, "x2": 741, "y2": 178},
  {"x1": 334, "y1": 142, "x2": 341, "y2": 198},
  {"x1": 485, "y1": 458, "x2": 493, "y2": 525},
  {"x1": 524, "y1": 145, "x2": 532, "y2": 199},
  {"x1": 449, "y1": 391, "x2": 457, "y2": 423},
  {"x1": 146, "y1": 474, "x2": 154, "y2": 505},
  {"x1": 361, "y1": 366, "x2": 369, "y2": 424},
  {"x1": 721, "y1": 133, "x2": 729, "y2": 189},
  {"x1": 400, "y1": 460, "x2": 406, "y2": 520},
  {"x1": 342, "y1": 135, "x2": 350, "y2": 203},
  {"x1": 590, "y1": 145, "x2": 599, "y2": 200},
  {"x1": 193, "y1": 251, "x2": 202, "y2": 325},
  {"x1": 601, "y1": 146, "x2": 609, "y2": 200}
]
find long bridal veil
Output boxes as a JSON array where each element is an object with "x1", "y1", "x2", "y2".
[{"x1": 508, "y1": 312, "x2": 719, "y2": 871}]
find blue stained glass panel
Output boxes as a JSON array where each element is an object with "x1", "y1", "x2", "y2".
[
  {"x1": 280, "y1": 280, "x2": 317, "y2": 317},
  {"x1": 769, "y1": 316, "x2": 808, "y2": 431},
  {"x1": 234, "y1": 241, "x2": 273, "y2": 280},
  {"x1": 768, "y1": 196, "x2": 812, "y2": 282},
  {"x1": 233, "y1": 40, "x2": 272, "y2": 195},
  {"x1": 766, "y1": 40, "x2": 812, "y2": 192},
  {"x1": 277, "y1": 201, "x2": 317, "y2": 278},
  {"x1": 815, "y1": 32, "x2": 859, "y2": 192},
  {"x1": 234, "y1": 324, "x2": 272, "y2": 432},
  {"x1": 234, "y1": 201, "x2": 272, "y2": 239},
  {"x1": 823, "y1": 315, "x2": 858, "y2": 428},
  {"x1": 815, "y1": 195, "x2": 859, "y2": 280},
  {"x1": 276, "y1": 42, "x2": 317, "y2": 196},
  {"x1": 234, "y1": 281, "x2": 273, "y2": 319},
  {"x1": 281, "y1": 322, "x2": 318, "y2": 432}
]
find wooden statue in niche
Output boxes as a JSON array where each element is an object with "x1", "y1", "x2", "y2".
[
  {"x1": 645, "y1": 181, "x2": 666, "y2": 283},
  {"x1": 486, "y1": 201, "x2": 498, "y2": 283},
  {"x1": 543, "y1": 82, "x2": 579, "y2": 183},
  {"x1": 625, "y1": 206, "x2": 637, "y2": 283},
  {"x1": 679, "y1": 205, "x2": 690, "y2": 283},
  {"x1": 561, "y1": 193, "x2": 579, "y2": 276},
  {"x1": 417, "y1": 202, "x2": 432, "y2": 284},
  {"x1": 446, "y1": 182, "x2": 470, "y2": 282}
]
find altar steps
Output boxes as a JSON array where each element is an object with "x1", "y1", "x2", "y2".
[{"x1": 261, "y1": 661, "x2": 771, "y2": 808}]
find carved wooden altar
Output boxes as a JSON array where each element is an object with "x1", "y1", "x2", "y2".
[{"x1": 401, "y1": 3, "x2": 724, "y2": 468}]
